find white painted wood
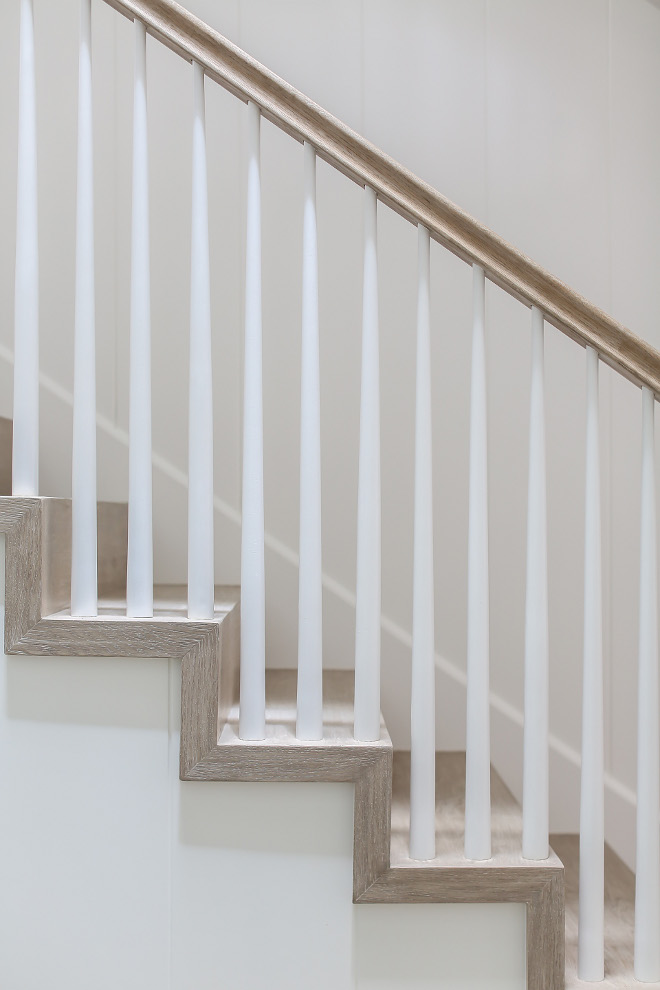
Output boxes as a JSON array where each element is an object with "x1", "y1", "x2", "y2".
[
  {"x1": 0, "y1": 561, "x2": 171, "y2": 988},
  {"x1": 578, "y1": 345, "x2": 604, "y2": 981},
  {"x1": 239, "y1": 101, "x2": 266, "y2": 741},
  {"x1": 0, "y1": 533, "x2": 523, "y2": 990},
  {"x1": 465, "y1": 263, "x2": 491, "y2": 862},
  {"x1": 187, "y1": 61, "x2": 214, "y2": 621},
  {"x1": 127, "y1": 19, "x2": 153, "y2": 619},
  {"x1": 354, "y1": 186, "x2": 381, "y2": 743},
  {"x1": 71, "y1": 0, "x2": 97, "y2": 618},
  {"x1": 296, "y1": 142, "x2": 323, "y2": 741},
  {"x1": 522, "y1": 307, "x2": 549, "y2": 861},
  {"x1": 12, "y1": 0, "x2": 39, "y2": 498},
  {"x1": 634, "y1": 386, "x2": 660, "y2": 982},
  {"x1": 409, "y1": 224, "x2": 435, "y2": 860}
]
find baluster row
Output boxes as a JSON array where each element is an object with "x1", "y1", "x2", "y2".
[{"x1": 11, "y1": 12, "x2": 660, "y2": 971}]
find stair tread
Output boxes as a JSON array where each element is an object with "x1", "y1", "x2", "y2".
[
  {"x1": 219, "y1": 669, "x2": 389, "y2": 749},
  {"x1": 45, "y1": 584, "x2": 240, "y2": 622},
  {"x1": 551, "y1": 833, "x2": 660, "y2": 990},
  {"x1": 390, "y1": 751, "x2": 562, "y2": 870}
]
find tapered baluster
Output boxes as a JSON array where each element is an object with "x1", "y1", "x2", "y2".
[
  {"x1": 465, "y1": 264, "x2": 491, "y2": 861},
  {"x1": 354, "y1": 186, "x2": 381, "y2": 742},
  {"x1": 635, "y1": 387, "x2": 660, "y2": 982},
  {"x1": 409, "y1": 224, "x2": 435, "y2": 860},
  {"x1": 578, "y1": 345, "x2": 604, "y2": 981},
  {"x1": 296, "y1": 142, "x2": 323, "y2": 741},
  {"x1": 13, "y1": 0, "x2": 39, "y2": 497},
  {"x1": 239, "y1": 101, "x2": 266, "y2": 741},
  {"x1": 71, "y1": 0, "x2": 97, "y2": 617},
  {"x1": 188, "y1": 62, "x2": 214, "y2": 621},
  {"x1": 522, "y1": 307, "x2": 549, "y2": 860},
  {"x1": 127, "y1": 20, "x2": 153, "y2": 618}
]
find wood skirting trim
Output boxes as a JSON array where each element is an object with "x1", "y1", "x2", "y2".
[
  {"x1": 99, "y1": 0, "x2": 660, "y2": 396},
  {"x1": 0, "y1": 496, "x2": 564, "y2": 989}
]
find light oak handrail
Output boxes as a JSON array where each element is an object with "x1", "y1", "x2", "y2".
[{"x1": 102, "y1": 0, "x2": 660, "y2": 395}]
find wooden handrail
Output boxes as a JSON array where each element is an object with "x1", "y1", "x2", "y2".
[{"x1": 102, "y1": 0, "x2": 660, "y2": 395}]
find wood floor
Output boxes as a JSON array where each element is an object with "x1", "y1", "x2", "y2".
[{"x1": 551, "y1": 834, "x2": 660, "y2": 990}]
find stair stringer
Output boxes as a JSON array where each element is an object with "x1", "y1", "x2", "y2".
[{"x1": 0, "y1": 496, "x2": 563, "y2": 990}]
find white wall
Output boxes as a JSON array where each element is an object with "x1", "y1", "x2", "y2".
[
  {"x1": 1, "y1": 0, "x2": 660, "y2": 870},
  {"x1": 0, "y1": 538, "x2": 526, "y2": 990}
]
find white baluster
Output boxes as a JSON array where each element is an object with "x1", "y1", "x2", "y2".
[
  {"x1": 296, "y1": 142, "x2": 323, "y2": 741},
  {"x1": 71, "y1": 0, "x2": 97, "y2": 617},
  {"x1": 635, "y1": 387, "x2": 660, "y2": 982},
  {"x1": 409, "y1": 224, "x2": 435, "y2": 860},
  {"x1": 465, "y1": 263, "x2": 491, "y2": 861},
  {"x1": 578, "y1": 345, "x2": 604, "y2": 981},
  {"x1": 239, "y1": 101, "x2": 266, "y2": 741},
  {"x1": 188, "y1": 62, "x2": 214, "y2": 621},
  {"x1": 13, "y1": 0, "x2": 39, "y2": 497},
  {"x1": 127, "y1": 20, "x2": 153, "y2": 618},
  {"x1": 354, "y1": 186, "x2": 381, "y2": 743},
  {"x1": 522, "y1": 306, "x2": 549, "y2": 859}
]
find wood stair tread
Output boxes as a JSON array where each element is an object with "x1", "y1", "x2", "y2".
[
  {"x1": 551, "y1": 833, "x2": 660, "y2": 990},
  {"x1": 390, "y1": 751, "x2": 562, "y2": 872},
  {"x1": 45, "y1": 584, "x2": 240, "y2": 621},
  {"x1": 218, "y1": 668, "x2": 386, "y2": 749}
]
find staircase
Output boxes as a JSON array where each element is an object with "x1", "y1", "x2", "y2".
[
  {"x1": 2, "y1": 444, "x2": 654, "y2": 988},
  {"x1": 5, "y1": 1, "x2": 660, "y2": 988},
  {"x1": 0, "y1": 467, "x2": 563, "y2": 988}
]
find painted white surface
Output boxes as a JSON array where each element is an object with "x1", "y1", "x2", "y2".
[
  {"x1": 579, "y1": 348, "x2": 605, "y2": 981},
  {"x1": 126, "y1": 18, "x2": 153, "y2": 618},
  {"x1": 296, "y1": 142, "x2": 323, "y2": 741},
  {"x1": 187, "y1": 61, "x2": 214, "y2": 621},
  {"x1": 409, "y1": 224, "x2": 435, "y2": 861},
  {"x1": 354, "y1": 186, "x2": 381, "y2": 743},
  {"x1": 239, "y1": 100, "x2": 266, "y2": 740},
  {"x1": 0, "y1": 538, "x2": 525, "y2": 989},
  {"x1": 635, "y1": 388, "x2": 660, "y2": 981},
  {"x1": 465, "y1": 264, "x2": 491, "y2": 862},
  {"x1": 0, "y1": 0, "x2": 659, "y2": 869},
  {"x1": 71, "y1": 0, "x2": 98, "y2": 617},
  {"x1": 522, "y1": 310, "x2": 549, "y2": 862},
  {"x1": 12, "y1": 0, "x2": 39, "y2": 498}
]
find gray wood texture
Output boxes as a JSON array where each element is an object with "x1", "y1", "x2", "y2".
[
  {"x1": 99, "y1": 0, "x2": 660, "y2": 395},
  {"x1": 0, "y1": 496, "x2": 563, "y2": 987},
  {"x1": 551, "y1": 833, "x2": 660, "y2": 990},
  {"x1": 0, "y1": 418, "x2": 12, "y2": 495}
]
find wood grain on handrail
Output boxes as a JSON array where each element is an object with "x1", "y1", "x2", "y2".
[{"x1": 102, "y1": 0, "x2": 660, "y2": 395}]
